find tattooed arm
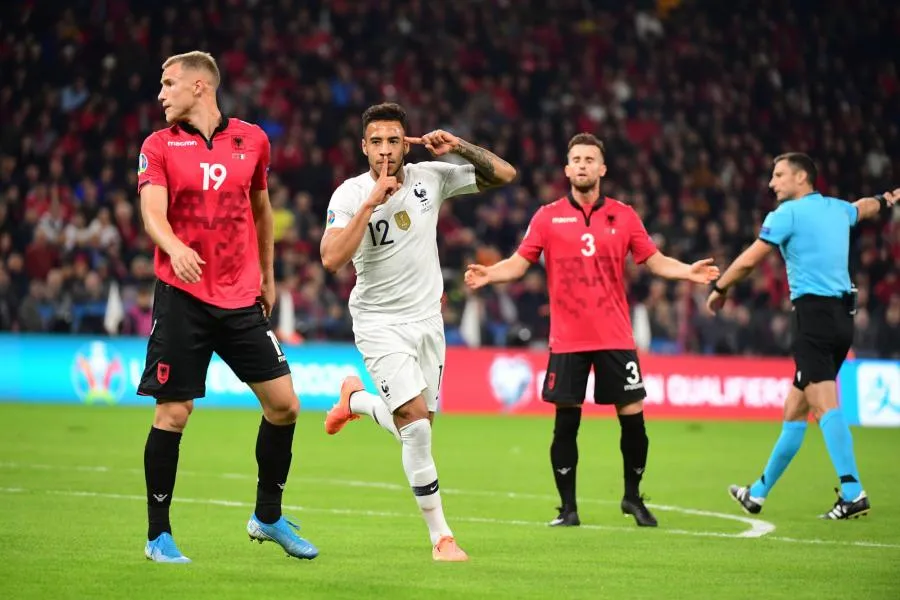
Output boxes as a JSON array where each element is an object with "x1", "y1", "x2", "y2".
[
  {"x1": 406, "y1": 129, "x2": 517, "y2": 191},
  {"x1": 452, "y1": 139, "x2": 517, "y2": 190}
]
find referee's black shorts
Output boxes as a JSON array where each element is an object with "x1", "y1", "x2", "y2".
[
  {"x1": 791, "y1": 294, "x2": 854, "y2": 390},
  {"x1": 137, "y1": 281, "x2": 291, "y2": 401}
]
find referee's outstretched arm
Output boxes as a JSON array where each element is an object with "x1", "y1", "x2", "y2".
[
  {"x1": 706, "y1": 187, "x2": 899, "y2": 314},
  {"x1": 852, "y1": 189, "x2": 900, "y2": 221}
]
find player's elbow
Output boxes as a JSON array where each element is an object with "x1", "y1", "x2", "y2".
[{"x1": 320, "y1": 252, "x2": 343, "y2": 273}]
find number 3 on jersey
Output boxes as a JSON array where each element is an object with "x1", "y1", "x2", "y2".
[
  {"x1": 200, "y1": 162, "x2": 227, "y2": 191},
  {"x1": 581, "y1": 233, "x2": 596, "y2": 257}
]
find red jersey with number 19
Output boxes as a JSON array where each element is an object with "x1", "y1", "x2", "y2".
[
  {"x1": 137, "y1": 117, "x2": 270, "y2": 309},
  {"x1": 516, "y1": 194, "x2": 658, "y2": 353}
]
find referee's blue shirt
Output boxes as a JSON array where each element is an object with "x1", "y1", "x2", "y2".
[{"x1": 759, "y1": 192, "x2": 857, "y2": 300}]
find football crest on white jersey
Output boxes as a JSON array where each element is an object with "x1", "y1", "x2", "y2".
[{"x1": 394, "y1": 210, "x2": 412, "y2": 231}]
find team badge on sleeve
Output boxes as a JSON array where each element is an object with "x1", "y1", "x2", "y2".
[{"x1": 138, "y1": 153, "x2": 148, "y2": 174}]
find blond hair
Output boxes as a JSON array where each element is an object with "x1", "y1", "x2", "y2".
[{"x1": 162, "y1": 51, "x2": 220, "y2": 88}]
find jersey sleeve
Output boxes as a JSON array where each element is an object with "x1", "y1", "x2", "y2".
[
  {"x1": 841, "y1": 199, "x2": 859, "y2": 227},
  {"x1": 137, "y1": 134, "x2": 167, "y2": 193},
  {"x1": 251, "y1": 129, "x2": 271, "y2": 191},
  {"x1": 759, "y1": 204, "x2": 793, "y2": 245},
  {"x1": 425, "y1": 161, "x2": 479, "y2": 200},
  {"x1": 516, "y1": 209, "x2": 546, "y2": 263},
  {"x1": 627, "y1": 208, "x2": 658, "y2": 264},
  {"x1": 325, "y1": 183, "x2": 356, "y2": 230}
]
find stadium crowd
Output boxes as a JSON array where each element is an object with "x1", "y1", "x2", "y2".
[{"x1": 0, "y1": 0, "x2": 898, "y2": 358}]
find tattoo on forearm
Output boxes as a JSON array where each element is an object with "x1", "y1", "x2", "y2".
[{"x1": 454, "y1": 140, "x2": 510, "y2": 188}]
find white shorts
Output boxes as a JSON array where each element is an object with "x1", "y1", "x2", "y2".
[{"x1": 353, "y1": 315, "x2": 446, "y2": 413}]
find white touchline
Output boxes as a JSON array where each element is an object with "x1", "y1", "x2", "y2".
[{"x1": 3, "y1": 460, "x2": 896, "y2": 548}]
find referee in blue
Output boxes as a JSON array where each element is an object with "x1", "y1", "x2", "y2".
[{"x1": 706, "y1": 152, "x2": 898, "y2": 519}]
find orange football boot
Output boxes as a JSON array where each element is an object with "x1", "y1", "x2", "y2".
[
  {"x1": 432, "y1": 536, "x2": 468, "y2": 562},
  {"x1": 324, "y1": 376, "x2": 364, "y2": 435}
]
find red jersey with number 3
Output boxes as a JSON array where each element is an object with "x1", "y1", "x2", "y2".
[
  {"x1": 137, "y1": 117, "x2": 270, "y2": 309},
  {"x1": 516, "y1": 194, "x2": 658, "y2": 352}
]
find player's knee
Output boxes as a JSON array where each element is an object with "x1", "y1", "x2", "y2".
[
  {"x1": 251, "y1": 376, "x2": 299, "y2": 424},
  {"x1": 554, "y1": 405, "x2": 582, "y2": 439},
  {"x1": 153, "y1": 400, "x2": 193, "y2": 432},
  {"x1": 263, "y1": 396, "x2": 299, "y2": 425},
  {"x1": 393, "y1": 396, "x2": 429, "y2": 425},
  {"x1": 399, "y1": 417, "x2": 432, "y2": 446}
]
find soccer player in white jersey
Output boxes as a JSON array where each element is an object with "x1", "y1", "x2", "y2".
[{"x1": 320, "y1": 102, "x2": 516, "y2": 561}]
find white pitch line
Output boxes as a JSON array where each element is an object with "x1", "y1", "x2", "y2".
[
  {"x1": 765, "y1": 536, "x2": 900, "y2": 550},
  {"x1": 2, "y1": 486, "x2": 897, "y2": 549},
  {"x1": 0, "y1": 460, "x2": 771, "y2": 537},
  {"x1": 0, "y1": 486, "x2": 765, "y2": 539}
]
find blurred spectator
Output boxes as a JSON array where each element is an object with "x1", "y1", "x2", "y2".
[
  {"x1": 0, "y1": 0, "x2": 896, "y2": 359},
  {"x1": 877, "y1": 296, "x2": 900, "y2": 359}
]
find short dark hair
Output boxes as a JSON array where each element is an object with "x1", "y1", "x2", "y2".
[
  {"x1": 567, "y1": 133, "x2": 605, "y2": 158},
  {"x1": 774, "y1": 152, "x2": 818, "y2": 186},
  {"x1": 361, "y1": 103, "x2": 408, "y2": 137}
]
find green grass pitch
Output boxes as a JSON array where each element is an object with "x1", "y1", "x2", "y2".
[{"x1": 0, "y1": 404, "x2": 898, "y2": 599}]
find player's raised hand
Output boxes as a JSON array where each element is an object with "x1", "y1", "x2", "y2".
[
  {"x1": 464, "y1": 263, "x2": 492, "y2": 290},
  {"x1": 405, "y1": 130, "x2": 460, "y2": 157},
  {"x1": 688, "y1": 257, "x2": 720, "y2": 284},
  {"x1": 364, "y1": 158, "x2": 399, "y2": 210},
  {"x1": 883, "y1": 188, "x2": 900, "y2": 206},
  {"x1": 170, "y1": 244, "x2": 205, "y2": 284}
]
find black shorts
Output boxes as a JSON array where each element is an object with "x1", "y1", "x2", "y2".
[
  {"x1": 542, "y1": 349, "x2": 646, "y2": 406},
  {"x1": 137, "y1": 281, "x2": 290, "y2": 401},
  {"x1": 792, "y1": 294, "x2": 854, "y2": 390}
]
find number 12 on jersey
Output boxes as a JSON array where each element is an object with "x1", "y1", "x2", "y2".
[{"x1": 367, "y1": 219, "x2": 394, "y2": 246}]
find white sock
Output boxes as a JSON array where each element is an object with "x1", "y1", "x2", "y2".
[
  {"x1": 399, "y1": 419, "x2": 452, "y2": 545},
  {"x1": 349, "y1": 390, "x2": 400, "y2": 441}
]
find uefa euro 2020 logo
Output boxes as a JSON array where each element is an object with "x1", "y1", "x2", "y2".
[
  {"x1": 489, "y1": 355, "x2": 534, "y2": 411},
  {"x1": 71, "y1": 341, "x2": 127, "y2": 405},
  {"x1": 856, "y1": 362, "x2": 900, "y2": 427}
]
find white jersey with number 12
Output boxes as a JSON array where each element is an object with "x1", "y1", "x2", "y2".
[{"x1": 325, "y1": 161, "x2": 478, "y2": 327}]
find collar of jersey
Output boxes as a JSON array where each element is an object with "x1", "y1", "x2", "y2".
[
  {"x1": 566, "y1": 191, "x2": 607, "y2": 212},
  {"x1": 174, "y1": 113, "x2": 230, "y2": 148},
  {"x1": 784, "y1": 191, "x2": 821, "y2": 202}
]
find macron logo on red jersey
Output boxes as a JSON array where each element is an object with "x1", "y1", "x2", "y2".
[
  {"x1": 167, "y1": 140, "x2": 198, "y2": 147},
  {"x1": 552, "y1": 217, "x2": 578, "y2": 224}
]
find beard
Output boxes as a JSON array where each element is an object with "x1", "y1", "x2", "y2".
[{"x1": 571, "y1": 177, "x2": 599, "y2": 193}]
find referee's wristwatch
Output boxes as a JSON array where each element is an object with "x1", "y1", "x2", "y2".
[{"x1": 711, "y1": 282, "x2": 727, "y2": 295}]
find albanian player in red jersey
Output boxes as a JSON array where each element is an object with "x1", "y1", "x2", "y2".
[
  {"x1": 137, "y1": 51, "x2": 317, "y2": 563},
  {"x1": 465, "y1": 133, "x2": 719, "y2": 528}
]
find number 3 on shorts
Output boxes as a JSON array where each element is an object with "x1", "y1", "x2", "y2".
[
  {"x1": 625, "y1": 360, "x2": 641, "y2": 384},
  {"x1": 266, "y1": 330, "x2": 285, "y2": 357}
]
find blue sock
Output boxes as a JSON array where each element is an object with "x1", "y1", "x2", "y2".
[
  {"x1": 819, "y1": 409, "x2": 863, "y2": 501},
  {"x1": 749, "y1": 421, "x2": 807, "y2": 498}
]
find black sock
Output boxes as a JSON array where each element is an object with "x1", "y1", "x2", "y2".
[
  {"x1": 255, "y1": 417, "x2": 295, "y2": 524},
  {"x1": 618, "y1": 411, "x2": 649, "y2": 500},
  {"x1": 550, "y1": 406, "x2": 582, "y2": 512},
  {"x1": 144, "y1": 427, "x2": 182, "y2": 540}
]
